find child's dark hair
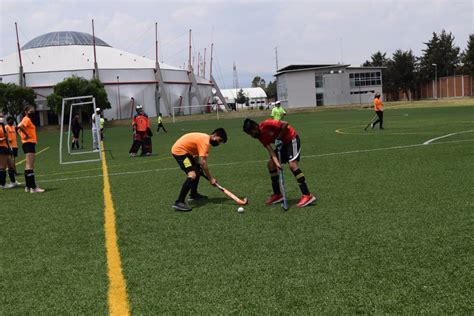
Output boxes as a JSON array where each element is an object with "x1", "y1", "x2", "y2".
[
  {"x1": 212, "y1": 128, "x2": 227, "y2": 143},
  {"x1": 243, "y1": 118, "x2": 258, "y2": 134}
]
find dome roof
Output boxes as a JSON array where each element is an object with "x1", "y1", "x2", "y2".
[{"x1": 22, "y1": 31, "x2": 110, "y2": 50}]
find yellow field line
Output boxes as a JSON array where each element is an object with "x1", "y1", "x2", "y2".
[
  {"x1": 101, "y1": 141, "x2": 130, "y2": 315},
  {"x1": 15, "y1": 146, "x2": 50, "y2": 165}
]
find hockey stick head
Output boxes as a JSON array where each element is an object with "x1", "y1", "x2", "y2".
[{"x1": 237, "y1": 197, "x2": 248, "y2": 206}]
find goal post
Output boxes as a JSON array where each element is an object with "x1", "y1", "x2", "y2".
[
  {"x1": 172, "y1": 104, "x2": 224, "y2": 123},
  {"x1": 59, "y1": 95, "x2": 102, "y2": 165}
]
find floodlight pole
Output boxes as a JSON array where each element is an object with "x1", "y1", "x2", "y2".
[
  {"x1": 203, "y1": 47, "x2": 207, "y2": 79},
  {"x1": 432, "y1": 63, "x2": 437, "y2": 99},
  {"x1": 92, "y1": 19, "x2": 99, "y2": 80},
  {"x1": 188, "y1": 29, "x2": 192, "y2": 72}
]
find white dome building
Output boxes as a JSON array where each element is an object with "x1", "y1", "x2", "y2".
[{"x1": 0, "y1": 31, "x2": 225, "y2": 125}]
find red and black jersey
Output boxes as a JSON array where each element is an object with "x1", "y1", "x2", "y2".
[
  {"x1": 258, "y1": 119, "x2": 297, "y2": 147},
  {"x1": 133, "y1": 113, "x2": 149, "y2": 132}
]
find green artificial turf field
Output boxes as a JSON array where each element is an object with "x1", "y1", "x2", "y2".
[{"x1": 1, "y1": 104, "x2": 473, "y2": 313}]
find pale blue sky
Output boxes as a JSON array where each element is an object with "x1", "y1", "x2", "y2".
[{"x1": 1, "y1": 0, "x2": 472, "y2": 88}]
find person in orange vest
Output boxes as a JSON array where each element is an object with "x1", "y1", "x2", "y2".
[
  {"x1": 5, "y1": 116, "x2": 21, "y2": 186},
  {"x1": 129, "y1": 104, "x2": 152, "y2": 157},
  {"x1": 17, "y1": 105, "x2": 45, "y2": 193},
  {"x1": 371, "y1": 93, "x2": 384, "y2": 130}
]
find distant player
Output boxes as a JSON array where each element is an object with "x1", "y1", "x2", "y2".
[
  {"x1": 129, "y1": 104, "x2": 152, "y2": 157},
  {"x1": 171, "y1": 128, "x2": 227, "y2": 212},
  {"x1": 156, "y1": 113, "x2": 167, "y2": 133},
  {"x1": 5, "y1": 116, "x2": 20, "y2": 186},
  {"x1": 371, "y1": 92, "x2": 384, "y2": 130},
  {"x1": 0, "y1": 112, "x2": 12, "y2": 189},
  {"x1": 17, "y1": 106, "x2": 45, "y2": 193},
  {"x1": 271, "y1": 101, "x2": 286, "y2": 120},
  {"x1": 243, "y1": 118, "x2": 316, "y2": 208},
  {"x1": 91, "y1": 108, "x2": 101, "y2": 151},
  {"x1": 71, "y1": 115, "x2": 83, "y2": 150}
]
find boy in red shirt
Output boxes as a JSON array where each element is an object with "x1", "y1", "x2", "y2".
[{"x1": 243, "y1": 118, "x2": 316, "y2": 208}]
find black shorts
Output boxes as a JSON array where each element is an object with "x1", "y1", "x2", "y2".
[
  {"x1": 72, "y1": 130, "x2": 81, "y2": 138},
  {"x1": 12, "y1": 147, "x2": 18, "y2": 157},
  {"x1": 275, "y1": 135, "x2": 301, "y2": 163},
  {"x1": 173, "y1": 154, "x2": 198, "y2": 174},
  {"x1": 22, "y1": 142, "x2": 36, "y2": 154},
  {"x1": 0, "y1": 146, "x2": 10, "y2": 155}
]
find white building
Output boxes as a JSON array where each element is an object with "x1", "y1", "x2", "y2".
[
  {"x1": 0, "y1": 31, "x2": 226, "y2": 125},
  {"x1": 220, "y1": 87, "x2": 267, "y2": 110},
  {"x1": 276, "y1": 64, "x2": 384, "y2": 108}
]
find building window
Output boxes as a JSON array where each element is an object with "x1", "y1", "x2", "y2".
[
  {"x1": 350, "y1": 71, "x2": 382, "y2": 87},
  {"x1": 316, "y1": 93, "x2": 324, "y2": 106},
  {"x1": 315, "y1": 75, "x2": 323, "y2": 88}
]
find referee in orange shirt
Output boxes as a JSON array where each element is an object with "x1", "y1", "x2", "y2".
[{"x1": 171, "y1": 128, "x2": 227, "y2": 211}]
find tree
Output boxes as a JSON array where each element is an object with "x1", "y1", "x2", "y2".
[
  {"x1": 235, "y1": 88, "x2": 249, "y2": 105},
  {"x1": 461, "y1": 34, "x2": 474, "y2": 75},
  {"x1": 418, "y1": 30, "x2": 461, "y2": 82},
  {"x1": 47, "y1": 76, "x2": 111, "y2": 115},
  {"x1": 265, "y1": 80, "x2": 277, "y2": 100},
  {"x1": 363, "y1": 51, "x2": 389, "y2": 67},
  {"x1": 251, "y1": 76, "x2": 266, "y2": 89},
  {"x1": 390, "y1": 49, "x2": 417, "y2": 100},
  {"x1": 363, "y1": 51, "x2": 394, "y2": 97},
  {"x1": 0, "y1": 83, "x2": 36, "y2": 117}
]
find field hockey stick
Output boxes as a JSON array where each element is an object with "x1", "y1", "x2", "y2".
[
  {"x1": 200, "y1": 172, "x2": 248, "y2": 205},
  {"x1": 277, "y1": 150, "x2": 289, "y2": 211},
  {"x1": 364, "y1": 114, "x2": 378, "y2": 131}
]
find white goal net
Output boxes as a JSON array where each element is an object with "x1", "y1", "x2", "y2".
[{"x1": 59, "y1": 95, "x2": 102, "y2": 165}]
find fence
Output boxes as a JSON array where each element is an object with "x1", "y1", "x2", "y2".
[{"x1": 395, "y1": 74, "x2": 473, "y2": 101}]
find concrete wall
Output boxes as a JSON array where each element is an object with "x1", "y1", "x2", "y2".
[
  {"x1": 323, "y1": 72, "x2": 351, "y2": 105},
  {"x1": 286, "y1": 71, "x2": 316, "y2": 107}
]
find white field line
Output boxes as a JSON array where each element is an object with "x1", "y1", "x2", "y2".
[
  {"x1": 423, "y1": 130, "x2": 474, "y2": 145},
  {"x1": 37, "y1": 138, "x2": 473, "y2": 184}
]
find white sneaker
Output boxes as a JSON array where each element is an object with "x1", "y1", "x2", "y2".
[
  {"x1": 30, "y1": 187, "x2": 45, "y2": 193},
  {"x1": 25, "y1": 187, "x2": 30, "y2": 193},
  {"x1": 5, "y1": 183, "x2": 15, "y2": 189}
]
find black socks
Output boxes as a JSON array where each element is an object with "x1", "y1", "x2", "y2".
[
  {"x1": 292, "y1": 168, "x2": 310, "y2": 195},
  {"x1": 24, "y1": 169, "x2": 37, "y2": 189},
  {"x1": 269, "y1": 169, "x2": 281, "y2": 195},
  {"x1": 177, "y1": 177, "x2": 194, "y2": 203}
]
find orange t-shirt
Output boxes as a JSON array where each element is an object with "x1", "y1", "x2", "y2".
[
  {"x1": 0, "y1": 126, "x2": 7, "y2": 148},
  {"x1": 171, "y1": 132, "x2": 210, "y2": 157},
  {"x1": 19, "y1": 116, "x2": 37, "y2": 144},
  {"x1": 374, "y1": 98, "x2": 383, "y2": 111},
  {"x1": 5, "y1": 125, "x2": 18, "y2": 148}
]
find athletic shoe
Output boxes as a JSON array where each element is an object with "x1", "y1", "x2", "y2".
[
  {"x1": 30, "y1": 187, "x2": 45, "y2": 193},
  {"x1": 129, "y1": 153, "x2": 136, "y2": 157},
  {"x1": 25, "y1": 187, "x2": 30, "y2": 193},
  {"x1": 8, "y1": 181, "x2": 21, "y2": 188},
  {"x1": 371, "y1": 123, "x2": 374, "y2": 130},
  {"x1": 172, "y1": 201, "x2": 192, "y2": 212},
  {"x1": 297, "y1": 194, "x2": 316, "y2": 208},
  {"x1": 188, "y1": 193, "x2": 208, "y2": 202},
  {"x1": 265, "y1": 194, "x2": 283, "y2": 205},
  {"x1": 380, "y1": 127, "x2": 384, "y2": 130}
]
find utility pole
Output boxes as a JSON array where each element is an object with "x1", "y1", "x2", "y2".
[
  {"x1": 274, "y1": 46, "x2": 279, "y2": 72},
  {"x1": 15, "y1": 22, "x2": 24, "y2": 87},
  {"x1": 233, "y1": 62, "x2": 239, "y2": 90}
]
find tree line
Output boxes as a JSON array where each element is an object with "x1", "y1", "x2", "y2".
[{"x1": 363, "y1": 30, "x2": 473, "y2": 100}]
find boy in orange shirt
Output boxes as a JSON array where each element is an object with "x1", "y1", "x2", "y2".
[
  {"x1": 371, "y1": 93, "x2": 384, "y2": 130},
  {"x1": 171, "y1": 128, "x2": 227, "y2": 211}
]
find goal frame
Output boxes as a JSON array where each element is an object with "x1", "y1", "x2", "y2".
[{"x1": 59, "y1": 95, "x2": 102, "y2": 165}]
